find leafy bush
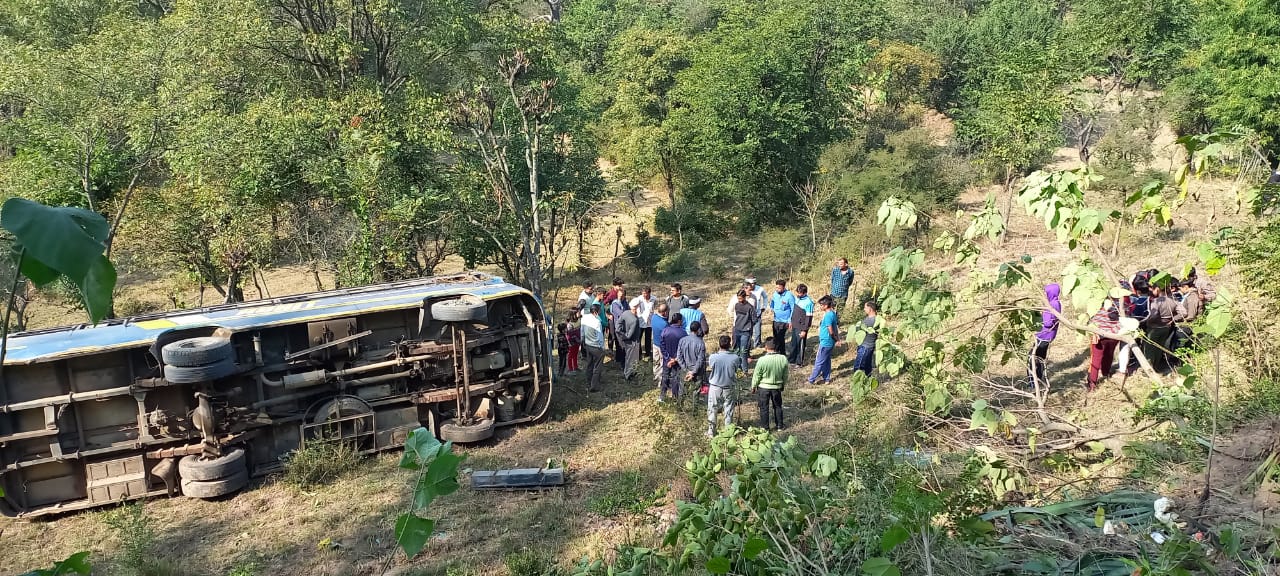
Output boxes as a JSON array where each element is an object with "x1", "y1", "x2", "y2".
[
  {"x1": 101, "y1": 503, "x2": 179, "y2": 576},
  {"x1": 657, "y1": 250, "x2": 696, "y2": 277},
  {"x1": 504, "y1": 549, "x2": 561, "y2": 576},
  {"x1": 281, "y1": 440, "x2": 362, "y2": 489},
  {"x1": 622, "y1": 229, "x2": 663, "y2": 277},
  {"x1": 748, "y1": 228, "x2": 810, "y2": 279}
]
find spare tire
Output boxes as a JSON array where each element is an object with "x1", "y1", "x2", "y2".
[
  {"x1": 439, "y1": 418, "x2": 495, "y2": 443},
  {"x1": 181, "y1": 468, "x2": 249, "y2": 499},
  {"x1": 164, "y1": 356, "x2": 238, "y2": 384},
  {"x1": 179, "y1": 447, "x2": 247, "y2": 482},
  {"x1": 162, "y1": 337, "x2": 234, "y2": 367},
  {"x1": 431, "y1": 295, "x2": 488, "y2": 322}
]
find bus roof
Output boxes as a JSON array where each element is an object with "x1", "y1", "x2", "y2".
[{"x1": 3, "y1": 272, "x2": 534, "y2": 365}]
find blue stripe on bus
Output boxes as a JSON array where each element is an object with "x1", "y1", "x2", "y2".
[{"x1": 5, "y1": 275, "x2": 531, "y2": 365}]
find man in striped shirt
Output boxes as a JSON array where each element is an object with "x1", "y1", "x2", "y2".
[{"x1": 830, "y1": 258, "x2": 854, "y2": 311}]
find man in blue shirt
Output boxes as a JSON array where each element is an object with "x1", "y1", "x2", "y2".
[
  {"x1": 830, "y1": 258, "x2": 854, "y2": 311},
  {"x1": 681, "y1": 298, "x2": 706, "y2": 333},
  {"x1": 808, "y1": 296, "x2": 839, "y2": 385},
  {"x1": 650, "y1": 303, "x2": 669, "y2": 385},
  {"x1": 769, "y1": 279, "x2": 795, "y2": 352},
  {"x1": 659, "y1": 312, "x2": 687, "y2": 403}
]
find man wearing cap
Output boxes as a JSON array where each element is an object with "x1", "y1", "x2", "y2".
[
  {"x1": 746, "y1": 277, "x2": 767, "y2": 347},
  {"x1": 682, "y1": 297, "x2": 706, "y2": 333}
]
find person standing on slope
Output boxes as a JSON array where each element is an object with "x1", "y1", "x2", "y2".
[
  {"x1": 830, "y1": 258, "x2": 854, "y2": 311},
  {"x1": 1028, "y1": 284, "x2": 1061, "y2": 391}
]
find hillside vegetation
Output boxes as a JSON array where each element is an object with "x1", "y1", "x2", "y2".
[{"x1": 4, "y1": 0, "x2": 1280, "y2": 575}]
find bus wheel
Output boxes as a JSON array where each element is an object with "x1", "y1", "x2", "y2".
[
  {"x1": 181, "y1": 468, "x2": 249, "y2": 499},
  {"x1": 178, "y1": 447, "x2": 247, "y2": 482},
  {"x1": 163, "y1": 357, "x2": 238, "y2": 383},
  {"x1": 439, "y1": 418, "x2": 495, "y2": 443},
  {"x1": 430, "y1": 295, "x2": 487, "y2": 322},
  {"x1": 161, "y1": 337, "x2": 234, "y2": 367}
]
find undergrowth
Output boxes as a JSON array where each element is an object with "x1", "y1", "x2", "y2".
[
  {"x1": 101, "y1": 502, "x2": 181, "y2": 576},
  {"x1": 281, "y1": 439, "x2": 362, "y2": 489},
  {"x1": 586, "y1": 470, "x2": 663, "y2": 517}
]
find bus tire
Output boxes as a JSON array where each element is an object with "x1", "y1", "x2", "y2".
[
  {"x1": 431, "y1": 296, "x2": 487, "y2": 322},
  {"x1": 439, "y1": 418, "x2": 495, "y2": 443},
  {"x1": 164, "y1": 357, "x2": 238, "y2": 383},
  {"x1": 162, "y1": 337, "x2": 234, "y2": 367},
  {"x1": 179, "y1": 447, "x2": 247, "y2": 482},
  {"x1": 181, "y1": 468, "x2": 249, "y2": 499}
]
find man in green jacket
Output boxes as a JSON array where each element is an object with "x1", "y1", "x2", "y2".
[{"x1": 751, "y1": 337, "x2": 789, "y2": 430}]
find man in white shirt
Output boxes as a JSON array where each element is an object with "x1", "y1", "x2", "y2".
[
  {"x1": 579, "y1": 304, "x2": 606, "y2": 392},
  {"x1": 746, "y1": 277, "x2": 767, "y2": 347},
  {"x1": 576, "y1": 281, "x2": 595, "y2": 311},
  {"x1": 630, "y1": 286, "x2": 656, "y2": 361}
]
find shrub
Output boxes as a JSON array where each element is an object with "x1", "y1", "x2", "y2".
[
  {"x1": 504, "y1": 549, "x2": 561, "y2": 576},
  {"x1": 657, "y1": 250, "x2": 696, "y2": 277},
  {"x1": 281, "y1": 440, "x2": 362, "y2": 489},
  {"x1": 101, "y1": 502, "x2": 179, "y2": 576},
  {"x1": 749, "y1": 228, "x2": 810, "y2": 279},
  {"x1": 622, "y1": 229, "x2": 663, "y2": 277}
]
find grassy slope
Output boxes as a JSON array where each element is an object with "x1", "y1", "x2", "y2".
[{"x1": 2, "y1": 145, "x2": 1267, "y2": 575}]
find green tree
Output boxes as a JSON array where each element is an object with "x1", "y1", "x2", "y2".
[
  {"x1": 1065, "y1": 0, "x2": 1195, "y2": 89},
  {"x1": 1172, "y1": 0, "x2": 1280, "y2": 153}
]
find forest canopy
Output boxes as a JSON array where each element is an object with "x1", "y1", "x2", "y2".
[{"x1": 0, "y1": 0, "x2": 1274, "y2": 305}]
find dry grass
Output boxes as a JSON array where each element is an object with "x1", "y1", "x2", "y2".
[{"x1": 3, "y1": 143, "x2": 1269, "y2": 574}]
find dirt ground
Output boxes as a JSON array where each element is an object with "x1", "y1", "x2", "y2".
[
  {"x1": 0, "y1": 286, "x2": 864, "y2": 575},
  {"x1": 4, "y1": 119, "x2": 1276, "y2": 574}
]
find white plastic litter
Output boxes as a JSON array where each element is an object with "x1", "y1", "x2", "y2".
[
  {"x1": 1103, "y1": 520, "x2": 1116, "y2": 535},
  {"x1": 1153, "y1": 497, "x2": 1178, "y2": 526},
  {"x1": 1150, "y1": 531, "x2": 1167, "y2": 544}
]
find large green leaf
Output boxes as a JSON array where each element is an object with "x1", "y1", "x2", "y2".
[
  {"x1": 414, "y1": 448, "x2": 464, "y2": 509},
  {"x1": 742, "y1": 537, "x2": 768, "y2": 560},
  {"x1": 705, "y1": 557, "x2": 731, "y2": 574},
  {"x1": 399, "y1": 426, "x2": 442, "y2": 471},
  {"x1": 394, "y1": 513, "x2": 436, "y2": 559},
  {"x1": 880, "y1": 523, "x2": 911, "y2": 553},
  {"x1": 19, "y1": 551, "x2": 91, "y2": 576},
  {"x1": 1, "y1": 199, "x2": 116, "y2": 323},
  {"x1": 861, "y1": 557, "x2": 901, "y2": 576}
]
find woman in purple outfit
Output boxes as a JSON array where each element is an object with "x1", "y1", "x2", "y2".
[{"x1": 1028, "y1": 283, "x2": 1061, "y2": 390}]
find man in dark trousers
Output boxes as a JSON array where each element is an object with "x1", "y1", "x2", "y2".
[
  {"x1": 769, "y1": 279, "x2": 795, "y2": 351},
  {"x1": 659, "y1": 312, "x2": 687, "y2": 403},
  {"x1": 731, "y1": 289, "x2": 757, "y2": 370},
  {"x1": 615, "y1": 304, "x2": 641, "y2": 382},
  {"x1": 788, "y1": 284, "x2": 814, "y2": 367}
]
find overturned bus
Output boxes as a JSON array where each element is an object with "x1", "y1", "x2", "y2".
[{"x1": 0, "y1": 272, "x2": 552, "y2": 517}]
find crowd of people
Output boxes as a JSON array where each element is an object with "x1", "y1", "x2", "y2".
[
  {"x1": 553, "y1": 258, "x2": 877, "y2": 436},
  {"x1": 1030, "y1": 267, "x2": 1216, "y2": 393},
  {"x1": 552, "y1": 257, "x2": 1214, "y2": 436}
]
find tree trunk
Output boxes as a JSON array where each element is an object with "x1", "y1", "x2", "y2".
[
  {"x1": 998, "y1": 165, "x2": 1015, "y2": 245},
  {"x1": 662, "y1": 155, "x2": 683, "y2": 250}
]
